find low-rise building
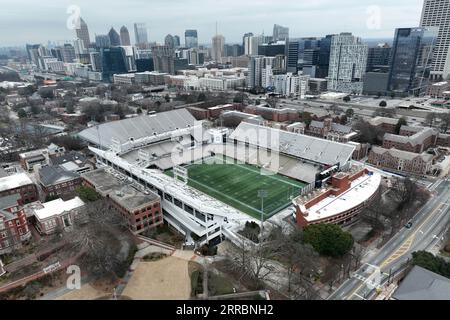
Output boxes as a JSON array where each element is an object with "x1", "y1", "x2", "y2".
[
  {"x1": 50, "y1": 151, "x2": 94, "y2": 175},
  {"x1": 383, "y1": 127, "x2": 438, "y2": 153},
  {"x1": 306, "y1": 118, "x2": 356, "y2": 143},
  {"x1": 427, "y1": 81, "x2": 450, "y2": 98},
  {"x1": 32, "y1": 197, "x2": 85, "y2": 235},
  {"x1": 47, "y1": 143, "x2": 66, "y2": 159},
  {"x1": 38, "y1": 166, "x2": 82, "y2": 198},
  {"x1": 244, "y1": 105, "x2": 299, "y2": 122},
  {"x1": 392, "y1": 266, "x2": 450, "y2": 300},
  {"x1": 368, "y1": 116, "x2": 399, "y2": 134},
  {"x1": 0, "y1": 194, "x2": 32, "y2": 254},
  {"x1": 81, "y1": 168, "x2": 163, "y2": 235},
  {"x1": 19, "y1": 149, "x2": 48, "y2": 172},
  {"x1": 293, "y1": 168, "x2": 381, "y2": 227},
  {"x1": 367, "y1": 147, "x2": 433, "y2": 175},
  {"x1": 0, "y1": 173, "x2": 38, "y2": 205},
  {"x1": 113, "y1": 73, "x2": 135, "y2": 85}
]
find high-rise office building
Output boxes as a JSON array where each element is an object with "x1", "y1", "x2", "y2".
[
  {"x1": 100, "y1": 47, "x2": 128, "y2": 82},
  {"x1": 95, "y1": 35, "x2": 111, "y2": 49},
  {"x1": 185, "y1": 30, "x2": 198, "y2": 48},
  {"x1": 287, "y1": 40, "x2": 300, "y2": 73},
  {"x1": 420, "y1": 0, "x2": 450, "y2": 80},
  {"x1": 75, "y1": 17, "x2": 91, "y2": 49},
  {"x1": 212, "y1": 35, "x2": 225, "y2": 62},
  {"x1": 258, "y1": 41, "x2": 286, "y2": 57},
  {"x1": 317, "y1": 35, "x2": 333, "y2": 78},
  {"x1": 273, "y1": 24, "x2": 289, "y2": 41},
  {"x1": 327, "y1": 33, "x2": 368, "y2": 93},
  {"x1": 174, "y1": 35, "x2": 181, "y2": 48},
  {"x1": 152, "y1": 45, "x2": 175, "y2": 74},
  {"x1": 225, "y1": 44, "x2": 243, "y2": 57},
  {"x1": 388, "y1": 27, "x2": 438, "y2": 95},
  {"x1": 120, "y1": 26, "x2": 131, "y2": 46},
  {"x1": 108, "y1": 27, "x2": 121, "y2": 46},
  {"x1": 165, "y1": 34, "x2": 175, "y2": 49},
  {"x1": 243, "y1": 33, "x2": 253, "y2": 50},
  {"x1": 366, "y1": 43, "x2": 391, "y2": 72},
  {"x1": 134, "y1": 23, "x2": 149, "y2": 49},
  {"x1": 244, "y1": 34, "x2": 264, "y2": 56}
]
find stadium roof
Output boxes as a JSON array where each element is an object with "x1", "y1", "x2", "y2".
[
  {"x1": 229, "y1": 122, "x2": 355, "y2": 167},
  {"x1": 78, "y1": 109, "x2": 197, "y2": 149}
]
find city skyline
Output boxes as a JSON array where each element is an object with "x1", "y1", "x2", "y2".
[{"x1": 0, "y1": 0, "x2": 424, "y2": 46}]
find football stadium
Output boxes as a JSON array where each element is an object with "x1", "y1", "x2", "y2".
[
  {"x1": 166, "y1": 156, "x2": 306, "y2": 219},
  {"x1": 78, "y1": 109, "x2": 377, "y2": 246}
]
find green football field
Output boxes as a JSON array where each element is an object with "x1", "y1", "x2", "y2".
[{"x1": 166, "y1": 156, "x2": 306, "y2": 220}]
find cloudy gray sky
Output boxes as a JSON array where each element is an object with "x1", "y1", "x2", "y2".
[{"x1": 0, "y1": 0, "x2": 424, "y2": 46}]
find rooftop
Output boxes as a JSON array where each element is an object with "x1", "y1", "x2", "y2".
[
  {"x1": 393, "y1": 266, "x2": 450, "y2": 300},
  {"x1": 294, "y1": 170, "x2": 381, "y2": 222},
  {"x1": 33, "y1": 197, "x2": 85, "y2": 221},
  {"x1": 38, "y1": 165, "x2": 80, "y2": 186},
  {"x1": 82, "y1": 168, "x2": 159, "y2": 211},
  {"x1": 0, "y1": 173, "x2": 34, "y2": 193},
  {"x1": 371, "y1": 146, "x2": 434, "y2": 162}
]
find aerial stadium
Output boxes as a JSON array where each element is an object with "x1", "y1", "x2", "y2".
[{"x1": 79, "y1": 109, "x2": 379, "y2": 246}]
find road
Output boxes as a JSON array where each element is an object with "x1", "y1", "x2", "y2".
[{"x1": 328, "y1": 177, "x2": 450, "y2": 300}]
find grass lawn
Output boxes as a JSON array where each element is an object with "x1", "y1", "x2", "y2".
[{"x1": 166, "y1": 156, "x2": 306, "y2": 220}]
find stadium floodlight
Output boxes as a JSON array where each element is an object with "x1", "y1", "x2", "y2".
[{"x1": 258, "y1": 189, "x2": 268, "y2": 235}]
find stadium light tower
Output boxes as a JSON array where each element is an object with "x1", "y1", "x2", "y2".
[{"x1": 258, "y1": 189, "x2": 268, "y2": 236}]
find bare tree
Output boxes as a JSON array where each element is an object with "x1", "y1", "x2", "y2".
[{"x1": 62, "y1": 199, "x2": 132, "y2": 281}]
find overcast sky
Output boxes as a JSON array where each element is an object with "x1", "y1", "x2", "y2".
[{"x1": 0, "y1": 0, "x2": 424, "y2": 46}]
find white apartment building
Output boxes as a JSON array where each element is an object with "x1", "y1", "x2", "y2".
[
  {"x1": 272, "y1": 73, "x2": 309, "y2": 98},
  {"x1": 420, "y1": 0, "x2": 450, "y2": 80},
  {"x1": 327, "y1": 33, "x2": 368, "y2": 94},
  {"x1": 113, "y1": 73, "x2": 136, "y2": 85}
]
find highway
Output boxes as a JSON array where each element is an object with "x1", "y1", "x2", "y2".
[{"x1": 328, "y1": 177, "x2": 450, "y2": 300}]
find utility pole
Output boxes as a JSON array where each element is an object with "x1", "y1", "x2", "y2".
[{"x1": 258, "y1": 189, "x2": 268, "y2": 237}]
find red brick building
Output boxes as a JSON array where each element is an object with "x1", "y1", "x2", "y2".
[
  {"x1": 367, "y1": 147, "x2": 433, "y2": 175},
  {"x1": 38, "y1": 166, "x2": 82, "y2": 198},
  {"x1": 382, "y1": 127, "x2": 438, "y2": 153},
  {"x1": 294, "y1": 168, "x2": 381, "y2": 228},
  {"x1": 0, "y1": 194, "x2": 32, "y2": 255},
  {"x1": 244, "y1": 105, "x2": 299, "y2": 122},
  {"x1": 82, "y1": 168, "x2": 163, "y2": 235},
  {"x1": 0, "y1": 173, "x2": 39, "y2": 205},
  {"x1": 368, "y1": 116, "x2": 399, "y2": 134}
]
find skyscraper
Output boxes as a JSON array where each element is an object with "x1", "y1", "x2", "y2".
[
  {"x1": 212, "y1": 35, "x2": 225, "y2": 62},
  {"x1": 327, "y1": 33, "x2": 368, "y2": 93},
  {"x1": 273, "y1": 24, "x2": 289, "y2": 41},
  {"x1": 120, "y1": 26, "x2": 131, "y2": 46},
  {"x1": 152, "y1": 45, "x2": 175, "y2": 74},
  {"x1": 287, "y1": 40, "x2": 300, "y2": 73},
  {"x1": 108, "y1": 27, "x2": 121, "y2": 46},
  {"x1": 388, "y1": 27, "x2": 438, "y2": 96},
  {"x1": 366, "y1": 43, "x2": 391, "y2": 72},
  {"x1": 100, "y1": 47, "x2": 127, "y2": 82},
  {"x1": 95, "y1": 35, "x2": 111, "y2": 49},
  {"x1": 165, "y1": 34, "x2": 175, "y2": 49},
  {"x1": 317, "y1": 35, "x2": 333, "y2": 78},
  {"x1": 420, "y1": 0, "x2": 450, "y2": 80},
  {"x1": 75, "y1": 17, "x2": 91, "y2": 49},
  {"x1": 174, "y1": 35, "x2": 181, "y2": 48},
  {"x1": 185, "y1": 30, "x2": 198, "y2": 48},
  {"x1": 248, "y1": 55, "x2": 276, "y2": 89},
  {"x1": 134, "y1": 23, "x2": 149, "y2": 49}
]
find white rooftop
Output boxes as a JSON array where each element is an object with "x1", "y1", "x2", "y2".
[
  {"x1": 33, "y1": 197, "x2": 85, "y2": 221},
  {"x1": 298, "y1": 172, "x2": 381, "y2": 222},
  {"x1": 0, "y1": 173, "x2": 34, "y2": 193}
]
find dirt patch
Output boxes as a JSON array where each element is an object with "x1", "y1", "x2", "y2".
[
  {"x1": 122, "y1": 257, "x2": 190, "y2": 300},
  {"x1": 56, "y1": 284, "x2": 110, "y2": 300}
]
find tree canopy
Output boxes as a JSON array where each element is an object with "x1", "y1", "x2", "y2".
[
  {"x1": 412, "y1": 251, "x2": 450, "y2": 278},
  {"x1": 303, "y1": 223, "x2": 354, "y2": 258},
  {"x1": 76, "y1": 186, "x2": 100, "y2": 202}
]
